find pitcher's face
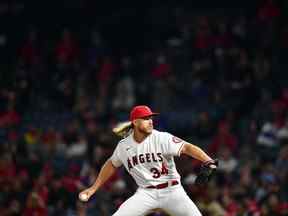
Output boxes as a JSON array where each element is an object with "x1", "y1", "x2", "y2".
[{"x1": 134, "y1": 116, "x2": 154, "y2": 134}]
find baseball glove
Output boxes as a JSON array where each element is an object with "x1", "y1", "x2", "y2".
[{"x1": 194, "y1": 159, "x2": 218, "y2": 185}]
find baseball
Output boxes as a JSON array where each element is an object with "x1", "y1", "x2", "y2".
[{"x1": 79, "y1": 193, "x2": 88, "y2": 201}]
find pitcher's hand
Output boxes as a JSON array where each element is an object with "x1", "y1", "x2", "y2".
[
  {"x1": 194, "y1": 159, "x2": 218, "y2": 185},
  {"x1": 78, "y1": 187, "x2": 95, "y2": 202}
]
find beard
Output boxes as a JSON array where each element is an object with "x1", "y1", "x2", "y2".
[{"x1": 137, "y1": 125, "x2": 153, "y2": 135}]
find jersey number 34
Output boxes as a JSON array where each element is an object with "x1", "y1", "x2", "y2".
[{"x1": 150, "y1": 162, "x2": 169, "y2": 178}]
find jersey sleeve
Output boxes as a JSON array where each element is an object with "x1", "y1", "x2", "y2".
[
  {"x1": 161, "y1": 132, "x2": 185, "y2": 156},
  {"x1": 110, "y1": 143, "x2": 123, "y2": 168}
]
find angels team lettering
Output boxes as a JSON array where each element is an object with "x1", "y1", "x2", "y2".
[{"x1": 127, "y1": 153, "x2": 163, "y2": 171}]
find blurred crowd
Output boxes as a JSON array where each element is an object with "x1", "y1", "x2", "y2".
[{"x1": 1, "y1": 0, "x2": 288, "y2": 215}]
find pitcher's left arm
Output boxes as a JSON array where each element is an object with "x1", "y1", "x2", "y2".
[{"x1": 180, "y1": 143, "x2": 218, "y2": 185}]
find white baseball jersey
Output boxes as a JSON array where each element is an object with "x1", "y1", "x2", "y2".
[{"x1": 110, "y1": 129, "x2": 185, "y2": 188}]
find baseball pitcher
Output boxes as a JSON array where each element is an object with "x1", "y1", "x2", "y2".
[{"x1": 79, "y1": 105, "x2": 218, "y2": 216}]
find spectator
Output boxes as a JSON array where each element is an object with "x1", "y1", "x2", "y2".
[
  {"x1": 275, "y1": 145, "x2": 288, "y2": 189},
  {"x1": 194, "y1": 16, "x2": 212, "y2": 50},
  {"x1": 277, "y1": 119, "x2": 288, "y2": 144},
  {"x1": 97, "y1": 56, "x2": 116, "y2": 83},
  {"x1": 112, "y1": 76, "x2": 135, "y2": 112},
  {"x1": 217, "y1": 147, "x2": 238, "y2": 174},
  {"x1": 257, "y1": 120, "x2": 278, "y2": 147},
  {"x1": 87, "y1": 31, "x2": 106, "y2": 67},
  {"x1": 0, "y1": 106, "x2": 21, "y2": 128},
  {"x1": 151, "y1": 54, "x2": 171, "y2": 79},
  {"x1": 55, "y1": 29, "x2": 79, "y2": 65},
  {"x1": 209, "y1": 121, "x2": 238, "y2": 155},
  {"x1": 66, "y1": 135, "x2": 87, "y2": 160},
  {"x1": 97, "y1": 56, "x2": 117, "y2": 105},
  {"x1": 19, "y1": 29, "x2": 41, "y2": 66},
  {"x1": 194, "y1": 111, "x2": 215, "y2": 140},
  {"x1": 257, "y1": 114, "x2": 281, "y2": 160},
  {"x1": 0, "y1": 153, "x2": 16, "y2": 185},
  {"x1": 23, "y1": 191, "x2": 47, "y2": 216},
  {"x1": 257, "y1": 0, "x2": 281, "y2": 22}
]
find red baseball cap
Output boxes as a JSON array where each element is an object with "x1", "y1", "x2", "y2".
[{"x1": 129, "y1": 105, "x2": 159, "y2": 121}]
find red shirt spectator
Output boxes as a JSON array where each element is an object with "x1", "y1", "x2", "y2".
[
  {"x1": 247, "y1": 199, "x2": 261, "y2": 214},
  {"x1": 194, "y1": 30, "x2": 213, "y2": 49},
  {"x1": 41, "y1": 128, "x2": 56, "y2": 145},
  {"x1": 19, "y1": 30, "x2": 40, "y2": 65},
  {"x1": 151, "y1": 55, "x2": 171, "y2": 79},
  {"x1": 55, "y1": 29, "x2": 79, "y2": 64},
  {"x1": 221, "y1": 191, "x2": 238, "y2": 216},
  {"x1": 271, "y1": 98, "x2": 286, "y2": 128},
  {"x1": 213, "y1": 23, "x2": 233, "y2": 48},
  {"x1": 23, "y1": 192, "x2": 47, "y2": 216},
  {"x1": 0, "y1": 109, "x2": 21, "y2": 128},
  {"x1": 194, "y1": 16, "x2": 212, "y2": 49},
  {"x1": 258, "y1": 0, "x2": 280, "y2": 21},
  {"x1": 33, "y1": 175, "x2": 49, "y2": 204},
  {"x1": 97, "y1": 56, "x2": 116, "y2": 82},
  {"x1": 61, "y1": 164, "x2": 81, "y2": 193},
  {"x1": 276, "y1": 88, "x2": 288, "y2": 110},
  {"x1": 209, "y1": 122, "x2": 238, "y2": 155},
  {"x1": 7, "y1": 130, "x2": 19, "y2": 142},
  {"x1": 279, "y1": 203, "x2": 288, "y2": 215},
  {"x1": 23, "y1": 207, "x2": 47, "y2": 216},
  {"x1": 0, "y1": 156, "x2": 16, "y2": 184}
]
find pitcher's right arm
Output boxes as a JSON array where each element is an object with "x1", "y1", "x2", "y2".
[{"x1": 78, "y1": 159, "x2": 117, "y2": 201}]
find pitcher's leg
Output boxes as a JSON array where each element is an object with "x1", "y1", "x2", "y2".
[
  {"x1": 112, "y1": 189, "x2": 158, "y2": 216},
  {"x1": 161, "y1": 187, "x2": 202, "y2": 216}
]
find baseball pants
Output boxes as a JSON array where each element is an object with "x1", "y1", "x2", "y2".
[{"x1": 112, "y1": 184, "x2": 202, "y2": 216}]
